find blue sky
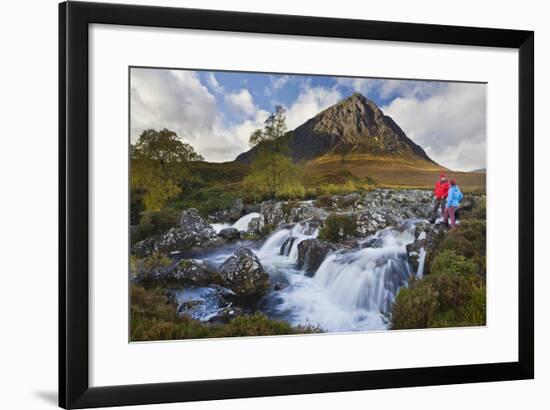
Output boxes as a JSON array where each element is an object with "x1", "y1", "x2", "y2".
[{"x1": 130, "y1": 68, "x2": 486, "y2": 171}]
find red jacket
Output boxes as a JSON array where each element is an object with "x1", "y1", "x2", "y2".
[{"x1": 434, "y1": 179, "x2": 450, "y2": 199}]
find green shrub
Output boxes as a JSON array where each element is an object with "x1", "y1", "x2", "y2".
[
  {"x1": 431, "y1": 250, "x2": 479, "y2": 276},
  {"x1": 391, "y1": 273, "x2": 486, "y2": 329},
  {"x1": 318, "y1": 213, "x2": 357, "y2": 242},
  {"x1": 260, "y1": 223, "x2": 276, "y2": 237},
  {"x1": 281, "y1": 199, "x2": 300, "y2": 218},
  {"x1": 131, "y1": 208, "x2": 180, "y2": 245},
  {"x1": 130, "y1": 252, "x2": 172, "y2": 279},
  {"x1": 171, "y1": 186, "x2": 239, "y2": 217},
  {"x1": 391, "y1": 279, "x2": 439, "y2": 329},
  {"x1": 472, "y1": 196, "x2": 486, "y2": 219},
  {"x1": 428, "y1": 218, "x2": 486, "y2": 276}
]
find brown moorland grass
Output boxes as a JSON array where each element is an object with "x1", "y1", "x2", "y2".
[{"x1": 302, "y1": 154, "x2": 486, "y2": 192}]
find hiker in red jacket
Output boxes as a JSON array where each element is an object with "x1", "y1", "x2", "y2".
[{"x1": 429, "y1": 172, "x2": 450, "y2": 223}]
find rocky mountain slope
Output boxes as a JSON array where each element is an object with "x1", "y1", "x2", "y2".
[{"x1": 236, "y1": 92, "x2": 438, "y2": 166}]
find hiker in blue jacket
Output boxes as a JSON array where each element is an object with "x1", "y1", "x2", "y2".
[{"x1": 443, "y1": 179, "x2": 463, "y2": 228}]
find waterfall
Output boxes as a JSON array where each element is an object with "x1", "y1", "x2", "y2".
[
  {"x1": 416, "y1": 247, "x2": 426, "y2": 278},
  {"x1": 269, "y1": 223, "x2": 415, "y2": 332},
  {"x1": 313, "y1": 246, "x2": 410, "y2": 313},
  {"x1": 211, "y1": 212, "x2": 260, "y2": 233},
  {"x1": 287, "y1": 222, "x2": 319, "y2": 263},
  {"x1": 208, "y1": 215, "x2": 420, "y2": 333},
  {"x1": 232, "y1": 212, "x2": 260, "y2": 231}
]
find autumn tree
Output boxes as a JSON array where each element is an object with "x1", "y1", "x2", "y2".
[
  {"x1": 243, "y1": 106, "x2": 305, "y2": 199},
  {"x1": 131, "y1": 129, "x2": 203, "y2": 211}
]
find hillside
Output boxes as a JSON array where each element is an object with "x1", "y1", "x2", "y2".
[
  {"x1": 236, "y1": 92, "x2": 437, "y2": 166},
  {"x1": 235, "y1": 92, "x2": 485, "y2": 190}
]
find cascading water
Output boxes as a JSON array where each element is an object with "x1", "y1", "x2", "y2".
[
  {"x1": 257, "y1": 221, "x2": 417, "y2": 332},
  {"x1": 211, "y1": 212, "x2": 260, "y2": 233},
  {"x1": 233, "y1": 212, "x2": 260, "y2": 231},
  {"x1": 188, "y1": 216, "x2": 420, "y2": 333}
]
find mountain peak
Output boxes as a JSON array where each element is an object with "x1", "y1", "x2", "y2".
[{"x1": 236, "y1": 93, "x2": 437, "y2": 166}]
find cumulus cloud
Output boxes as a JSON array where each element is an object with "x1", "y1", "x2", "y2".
[
  {"x1": 206, "y1": 73, "x2": 223, "y2": 94},
  {"x1": 381, "y1": 82, "x2": 486, "y2": 171},
  {"x1": 131, "y1": 69, "x2": 264, "y2": 162},
  {"x1": 285, "y1": 86, "x2": 342, "y2": 129},
  {"x1": 224, "y1": 89, "x2": 257, "y2": 118},
  {"x1": 131, "y1": 68, "x2": 486, "y2": 168},
  {"x1": 130, "y1": 69, "x2": 217, "y2": 146}
]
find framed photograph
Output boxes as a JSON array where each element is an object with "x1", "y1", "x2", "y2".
[{"x1": 59, "y1": 1, "x2": 534, "y2": 408}]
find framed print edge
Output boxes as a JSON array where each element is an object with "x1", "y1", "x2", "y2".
[{"x1": 59, "y1": 1, "x2": 534, "y2": 409}]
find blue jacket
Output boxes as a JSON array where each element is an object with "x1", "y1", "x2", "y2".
[{"x1": 446, "y1": 185, "x2": 463, "y2": 208}]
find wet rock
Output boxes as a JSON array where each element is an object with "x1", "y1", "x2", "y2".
[
  {"x1": 273, "y1": 282, "x2": 288, "y2": 291},
  {"x1": 207, "y1": 304, "x2": 245, "y2": 324},
  {"x1": 202, "y1": 237, "x2": 227, "y2": 248},
  {"x1": 414, "y1": 221, "x2": 431, "y2": 239},
  {"x1": 406, "y1": 222, "x2": 448, "y2": 275},
  {"x1": 260, "y1": 201, "x2": 285, "y2": 226},
  {"x1": 406, "y1": 239, "x2": 426, "y2": 274},
  {"x1": 207, "y1": 210, "x2": 231, "y2": 223},
  {"x1": 219, "y1": 248, "x2": 271, "y2": 298},
  {"x1": 287, "y1": 203, "x2": 327, "y2": 223},
  {"x1": 336, "y1": 192, "x2": 362, "y2": 209},
  {"x1": 297, "y1": 239, "x2": 335, "y2": 276},
  {"x1": 247, "y1": 216, "x2": 264, "y2": 235},
  {"x1": 280, "y1": 237, "x2": 296, "y2": 256},
  {"x1": 243, "y1": 203, "x2": 260, "y2": 214},
  {"x1": 228, "y1": 198, "x2": 244, "y2": 221},
  {"x1": 135, "y1": 258, "x2": 221, "y2": 288},
  {"x1": 355, "y1": 209, "x2": 392, "y2": 236},
  {"x1": 218, "y1": 227, "x2": 240, "y2": 240},
  {"x1": 362, "y1": 237, "x2": 384, "y2": 248},
  {"x1": 132, "y1": 208, "x2": 218, "y2": 256}
]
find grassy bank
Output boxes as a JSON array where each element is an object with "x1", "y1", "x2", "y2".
[
  {"x1": 130, "y1": 285, "x2": 320, "y2": 341},
  {"x1": 391, "y1": 198, "x2": 487, "y2": 329}
]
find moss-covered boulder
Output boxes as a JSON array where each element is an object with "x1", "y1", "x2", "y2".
[
  {"x1": 131, "y1": 208, "x2": 218, "y2": 256},
  {"x1": 219, "y1": 248, "x2": 271, "y2": 299},
  {"x1": 135, "y1": 258, "x2": 221, "y2": 288}
]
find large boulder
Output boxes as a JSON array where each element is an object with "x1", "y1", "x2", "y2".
[
  {"x1": 297, "y1": 239, "x2": 335, "y2": 276},
  {"x1": 247, "y1": 216, "x2": 264, "y2": 235},
  {"x1": 287, "y1": 203, "x2": 327, "y2": 223},
  {"x1": 336, "y1": 192, "x2": 362, "y2": 209},
  {"x1": 260, "y1": 201, "x2": 285, "y2": 226},
  {"x1": 219, "y1": 248, "x2": 271, "y2": 298},
  {"x1": 228, "y1": 198, "x2": 245, "y2": 221},
  {"x1": 132, "y1": 208, "x2": 217, "y2": 256},
  {"x1": 218, "y1": 227, "x2": 240, "y2": 240},
  {"x1": 135, "y1": 258, "x2": 221, "y2": 288},
  {"x1": 355, "y1": 209, "x2": 393, "y2": 237}
]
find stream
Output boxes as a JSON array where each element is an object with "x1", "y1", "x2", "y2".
[{"x1": 173, "y1": 212, "x2": 425, "y2": 333}]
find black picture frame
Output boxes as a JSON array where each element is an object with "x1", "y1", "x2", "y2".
[{"x1": 59, "y1": 1, "x2": 534, "y2": 408}]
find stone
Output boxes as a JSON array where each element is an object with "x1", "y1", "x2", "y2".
[
  {"x1": 218, "y1": 227, "x2": 240, "y2": 240},
  {"x1": 219, "y1": 248, "x2": 271, "y2": 298},
  {"x1": 297, "y1": 239, "x2": 335, "y2": 276},
  {"x1": 132, "y1": 208, "x2": 217, "y2": 256}
]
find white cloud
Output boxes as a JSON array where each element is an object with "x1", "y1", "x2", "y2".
[
  {"x1": 206, "y1": 73, "x2": 223, "y2": 94},
  {"x1": 131, "y1": 69, "x2": 265, "y2": 162},
  {"x1": 382, "y1": 82, "x2": 486, "y2": 171},
  {"x1": 224, "y1": 89, "x2": 257, "y2": 118},
  {"x1": 334, "y1": 77, "x2": 377, "y2": 95},
  {"x1": 130, "y1": 69, "x2": 217, "y2": 146},
  {"x1": 285, "y1": 86, "x2": 342, "y2": 129}
]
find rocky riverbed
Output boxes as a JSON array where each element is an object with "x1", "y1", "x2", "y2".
[{"x1": 131, "y1": 189, "x2": 480, "y2": 332}]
